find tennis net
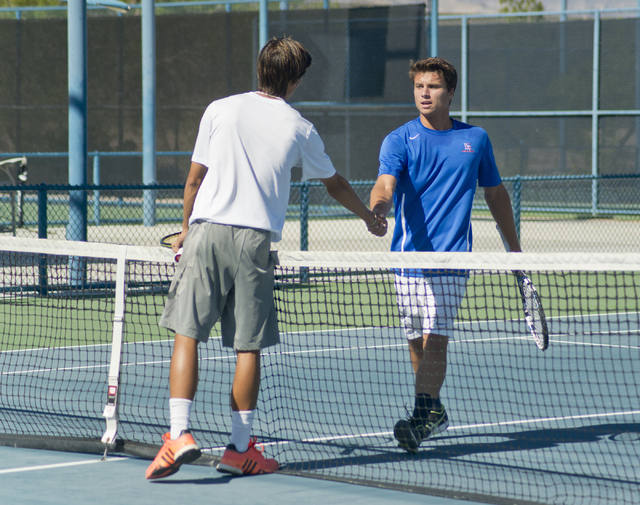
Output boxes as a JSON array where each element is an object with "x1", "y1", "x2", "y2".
[{"x1": 1, "y1": 237, "x2": 639, "y2": 505}]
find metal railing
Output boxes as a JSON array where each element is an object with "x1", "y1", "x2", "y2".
[{"x1": 2, "y1": 153, "x2": 640, "y2": 250}]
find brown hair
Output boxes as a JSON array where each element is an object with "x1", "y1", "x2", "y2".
[
  {"x1": 409, "y1": 58, "x2": 457, "y2": 92},
  {"x1": 257, "y1": 37, "x2": 312, "y2": 98}
]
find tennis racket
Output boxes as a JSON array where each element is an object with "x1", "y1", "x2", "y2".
[
  {"x1": 513, "y1": 270, "x2": 549, "y2": 351},
  {"x1": 496, "y1": 225, "x2": 549, "y2": 351},
  {"x1": 160, "y1": 232, "x2": 183, "y2": 262}
]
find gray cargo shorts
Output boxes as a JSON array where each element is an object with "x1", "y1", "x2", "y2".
[{"x1": 159, "y1": 221, "x2": 279, "y2": 350}]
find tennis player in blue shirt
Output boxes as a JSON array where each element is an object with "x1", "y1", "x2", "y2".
[{"x1": 370, "y1": 57, "x2": 521, "y2": 453}]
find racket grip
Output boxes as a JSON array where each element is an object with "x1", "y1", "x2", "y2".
[{"x1": 174, "y1": 247, "x2": 183, "y2": 263}]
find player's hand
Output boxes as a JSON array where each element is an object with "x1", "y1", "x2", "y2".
[
  {"x1": 366, "y1": 213, "x2": 388, "y2": 237},
  {"x1": 172, "y1": 230, "x2": 188, "y2": 253}
]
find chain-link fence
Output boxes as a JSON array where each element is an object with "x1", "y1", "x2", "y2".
[
  {"x1": 1, "y1": 3, "x2": 640, "y2": 252},
  {"x1": 2, "y1": 173, "x2": 640, "y2": 252}
]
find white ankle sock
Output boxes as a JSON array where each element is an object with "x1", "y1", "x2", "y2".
[
  {"x1": 229, "y1": 410, "x2": 255, "y2": 453},
  {"x1": 169, "y1": 398, "x2": 192, "y2": 440}
]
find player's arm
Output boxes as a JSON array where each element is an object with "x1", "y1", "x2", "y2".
[
  {"x1": 320, "y1": 172, "x2": 387, "y2": 237},
  {"x1": 370, "y1": 174, "x2": 396, "y2": 221},
  {"x1": 483, "y1": 182, "x2": 522, "y2": 253},
  {"x1": 174, "y1": 162, "x2": 208, "y2": 252}
]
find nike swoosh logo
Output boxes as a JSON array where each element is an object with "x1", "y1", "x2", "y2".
[{"x1": 409, "y1": 134, "x2": 419, "y2": 140}]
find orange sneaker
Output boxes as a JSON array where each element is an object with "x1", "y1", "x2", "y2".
[
  {"x1": 145, "y1": 430, "x2": 202, "y2": 480},
  {"x1": 216, "y1": 437, "x2": 279, "y2": 475}
]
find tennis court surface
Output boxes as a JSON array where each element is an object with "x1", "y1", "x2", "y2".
[
  {"x1": 1, "y1": 237, "x2": 639, "y2": 504},
  {"x1": 3, "y1": 444, "x2": 483, "y2": 505}
]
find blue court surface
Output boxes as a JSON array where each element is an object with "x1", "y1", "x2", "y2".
[
  {"x1": 2, "y1": 251, "x2": 640, "y2": 505},
  {"x1": 2, "y1": 314, "x2": 640, "y2": 504},
  {"x1": 0, "y1": 445, "x2": 484, "y2": 505}
]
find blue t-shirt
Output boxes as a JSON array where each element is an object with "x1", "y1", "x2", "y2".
[{"x1": 378, "y1": 118, "x2": 502, "y2": 253}]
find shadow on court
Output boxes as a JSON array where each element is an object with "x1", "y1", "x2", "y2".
[
  {"x1": 151, "y1": 475, "x2": 235, "y2": 485},
  {"x1": 282, "y1": 422, "x2": 640, "y2": 474}
]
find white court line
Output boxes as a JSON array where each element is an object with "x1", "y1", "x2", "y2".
[
  {"x1": 455, "y1": 335, "x2": 640, "y2": 350},
  {"x1": 0, "y1": 338, "x2": 177, "y2": 355},
  {"x1": 2, "y1": 363, "x2": 109, "y2": 376},
  {"x1": 263, "y1": 342, "x2": 406, "y2": 358},
  {"x1": 4, "y1": 315, "x2": 639, "y2": 376},
  {"x1": 0, "y1": 342, "x2": 112, "y2": 354},
  {"x1": 287, "y1": 409, "x2": 640, "y2": 444},
  {"x1": 200, "y1": 409, "x2": 640, "y2": 453},
  {"x1": 547, "y1": 311, "x2": 640, "y2": 321},
  {"x1": 452, "y1": 409, "x2": 640, "y2": 431},
  {"x1": 4, "y1": 311, "x2": 638, "y2": 355},
  {"x1": 548, "y1": 339, "x2": 640, "y2": 350},
  {"x1": 0, "y1": 457, "x2": 126, "y2": 475},
  {"x1": 4, "y1": 331, "x2": 637, "y2": 377}
]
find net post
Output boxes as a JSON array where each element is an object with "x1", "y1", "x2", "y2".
[{"x1": 101, "y1": 246, "x2": 128, "y2": 451}]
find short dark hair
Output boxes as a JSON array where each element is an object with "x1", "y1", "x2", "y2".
[
  {"x1": 257, "y1": 37, "x2": 312, "y2": 98},
  {"x1": 409, "y1": 58, "x2": 457, "y2": 92}
]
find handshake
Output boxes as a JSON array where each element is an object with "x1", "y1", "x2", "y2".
[{"x1": 366, "y1": 213, "x2": 388, "y2": 237}]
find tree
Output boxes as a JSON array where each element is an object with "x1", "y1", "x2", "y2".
[
  {"x1": 0, "y1": 0, "x2": 60, "y2": 6},
  {"x1": 499, "y1": 0, "x2": 544, "y2": 14}
]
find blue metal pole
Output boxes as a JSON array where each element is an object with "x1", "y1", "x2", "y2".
[
  {"x1": 67, "y1": 0, "x2": 88, "y2": 243},
  {"x1": 559, "y1": 0, "x2": 567, "y2": 174},
  {"x1": 143, "y1": 0, "x2": 157, "y2": 226},
  {"x1": 591, "y1": 11, "x2": 600, "y2": 215},
  {"x1": 67, "y1": 0, "x2": 88, "y2": 286},
  {"x1": 461, "y1": 15, "x2": 468, "y2": 123},
  {"x1": 430, "y1": 0, "x2": 438, "y2": 57},
  {"x1": 636, "y1": 0, "x2": 640, "y2": 175},
  {"x1": 259, "y1": 0, "x2": 268, "y2": 49}
]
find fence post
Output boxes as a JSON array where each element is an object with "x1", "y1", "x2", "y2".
[
  {"x1": 300, "y1": 181, "x2": 309, "y2": 282},
  {"x1": 38, "y1": 187, "x2": 48, "y2": 295},
  {"x1": 300, "y1": 181, "x2": 309, "y2": 251},
  {"x1": 513, "y1": 176, "x2": 522, "y2": 240},
  {"x1": 38, "y1": 187, "x2": 47, "y2": 240},
  {"x1": 93, "y1": 154, "x2": 100, "y2": 225},
  {"x1": 591, "y1": 11, "x2": 600, "y2": 216}
]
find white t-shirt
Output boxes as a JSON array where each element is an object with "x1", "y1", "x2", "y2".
[{"x1": 190, "y1": 92, "x2": 337, "y2": 242}]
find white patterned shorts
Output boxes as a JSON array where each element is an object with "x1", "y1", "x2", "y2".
[{"x1": 394, "y1": 274, "x2": 468, "y2": 340}]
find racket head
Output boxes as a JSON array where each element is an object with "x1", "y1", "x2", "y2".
[
  {"x1": 160, "y1": 232, "x2": 181, "y2": 248},
  {"x1": 514, "y1": 271, "x2": 549, "y2": 351}
]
